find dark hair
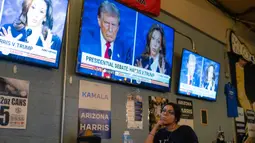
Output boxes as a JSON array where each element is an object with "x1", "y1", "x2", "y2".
[
  {"x1": 142, "y1": 24, "x2": 166, "y2": 68},
  {"x1": 163, "y1": 102, "x2": 181, "y2": 123},
  {"x1": 97, "y1": 0, "x2": 120, "y2": 25},
  {"x1": 205, "y1": 64, "x2": 215, "y2": 82},
  {"x1": 13, "y1": 0, "x2": 53, "y2": 39}
]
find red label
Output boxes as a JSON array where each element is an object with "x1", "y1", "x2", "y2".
[{"x1": 117, "y1": 0, "x2": 161, "y2": 16}]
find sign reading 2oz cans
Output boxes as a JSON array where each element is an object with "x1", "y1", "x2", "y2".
[{"x1": 0, "y1": 76, "x2": 29, "y2": 129}]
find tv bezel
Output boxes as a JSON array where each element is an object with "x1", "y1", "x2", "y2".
[
  {"x1": 0, "y1": 0, "x2": 69, "y2": 69},
  {"x1": 176, "y1": 48, "x2": 221, "y2": 102},
  {"x1": 75, "y1": 0, "x2": 175, "y2": 92}
]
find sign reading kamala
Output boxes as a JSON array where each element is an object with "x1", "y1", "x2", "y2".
[
  {"x1": 78, "y1": 80, "x2": 111, "y2": 139},
  {"x1": 81, "y1": 91, "x2": 109, "y2": 100}
]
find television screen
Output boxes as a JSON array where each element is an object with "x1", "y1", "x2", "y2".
[
  {"x1": 76, "y1": 0, "x2": 174, "y2": 92},
  {"x1": 0, "y1": 0, "x2": 68, "y2": 68},
  {"x1": 177, "y1": 49, "x2": 220, "y2": 101}
]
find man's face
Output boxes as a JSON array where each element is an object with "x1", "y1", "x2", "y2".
[
  {"x1": 208, "y1": 66, "x2": 214, "y2": 81},
  {"x1": 98, "y1": 13, "x2": 119, "y2": 42},
  {"x1": 187, "y1": 54, "x2": 196, "y2": 76}
]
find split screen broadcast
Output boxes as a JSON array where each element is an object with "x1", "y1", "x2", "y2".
[
  {"x1": 178, "y1": 49, "x2": 220, "y2": 101},
  {"x1": 76, "y1": 0, "x2": 174, "y2": 92}
]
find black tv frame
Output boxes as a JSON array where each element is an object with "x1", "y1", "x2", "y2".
[
  {"x1": 75, "y1": 0, "x2": 176, "y2": 92},
  {"x1": 176, "y1": 48, "x2": 221, "y2": 101}
]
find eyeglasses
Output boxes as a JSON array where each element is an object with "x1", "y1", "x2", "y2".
[{"x1": 162, "y1": 109, "x2": 175, "y2": 115}]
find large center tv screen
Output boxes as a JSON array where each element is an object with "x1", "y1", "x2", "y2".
[
  {"x1": 0, "y1": 0, "x2": 68, "y2": 68},
  {"x1": 177, "y1": 49, "x2": 220, "y2": 101},
  {"x1": 76, "y1": 0, "x2": 175, "y2": 92}
]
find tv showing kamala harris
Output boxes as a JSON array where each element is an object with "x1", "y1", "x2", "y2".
[
  {"x1": 177, "y1": 49, "x2": 220, "y2": 101},
  {"x1": 76, "y1": 0, "x2": 174, "y2": 92},
  {"x1": 0, "y1": 0, "x2": 68, "y2": 68}
]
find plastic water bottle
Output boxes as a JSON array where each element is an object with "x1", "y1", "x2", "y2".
[{"x1": 123, "y1": 131, "x2": 133, "y2": 143}]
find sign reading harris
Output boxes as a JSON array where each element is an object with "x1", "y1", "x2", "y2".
[
  {"x1": 78, "y1": 80, "x2": 111, "y2": 139},
  {"x1": 177, "y1": 98, "x2": 194, "y2": 129},
  {"x1": 79, "y1": 109, "x2": 111, "y2": 139}
]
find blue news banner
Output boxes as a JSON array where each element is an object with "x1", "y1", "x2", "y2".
[{"x1": 78, "y1": 108, "x2": 111, "y2": 139}]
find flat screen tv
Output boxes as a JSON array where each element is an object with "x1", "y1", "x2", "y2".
[
  {"x1": 0, "y1": 0, "x2": 69, "y2": 68},
  {"x1": 177, "y1": 49, "x2": 220, "y2": 101},
  {"x1": 76, "y1": 0, "x2": 175, "y2": 92}
]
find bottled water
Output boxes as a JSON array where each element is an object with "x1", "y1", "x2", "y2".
[{"x1": 122, "y1": 131, "x2": 133, "y2": 143}]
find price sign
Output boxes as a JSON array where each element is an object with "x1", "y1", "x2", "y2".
[{"x1": 0, "y1": 76, "x2": 29, "y2": 129}]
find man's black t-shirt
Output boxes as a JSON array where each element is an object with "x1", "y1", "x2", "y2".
[{"x1": 153, "y1": 125, "x2": 198, "y2": 143}]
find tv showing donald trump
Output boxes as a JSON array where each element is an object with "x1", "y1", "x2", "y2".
[
  {"x1": 0, "y1": 0, "x2": 68, "y2": 68},
  {"x1": 177, "y1": 49, "x2": 221, "y2": 101},
  {"x1": 76, "y1": 0, "x2": 175, "y2": 92}
]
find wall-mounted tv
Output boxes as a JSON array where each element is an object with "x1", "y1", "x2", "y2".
[
  {"x1": 0, "y1": 0, "x2": 69, "y2": 68},
  {"x1": 177, "y1": 49, "x2": 220, "y2": 101},
  {"x1": 76, "y1": 0, "x2": 175, "y2": 92}
]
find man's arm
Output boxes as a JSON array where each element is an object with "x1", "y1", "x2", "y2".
[{"x1": 145, "y1": 121, "x2": 162, "y2": 143}]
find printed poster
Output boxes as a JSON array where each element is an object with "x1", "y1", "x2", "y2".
[
  {"x1": 235, "y1": 107, "x2": 246, "y2": 140},
  {"x1": 177, "y1": 98, "x2": 194, "y2": 129},
  {"x1": 148, "y1": 96, "x2": 168, "y2": 131},
  {"x1": 246, "y1": 110, "x2": 255, "y2": 138},
  {"x1": 0, "y1": 76, "x2": 29, "y2": 129},
  {"x1": 226, "y1": 30, "x2": 255, "y2": 142},
  {"x1": 78, "y1": 80, "x2": 111, "y2": 139},
  {"x1": 126, "y1": 91, "x2": 143, "y2": 129}
]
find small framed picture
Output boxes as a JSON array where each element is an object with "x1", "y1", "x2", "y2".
[{"x1": 200, "y1": 109, "x2": 208, "y2": 126}]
